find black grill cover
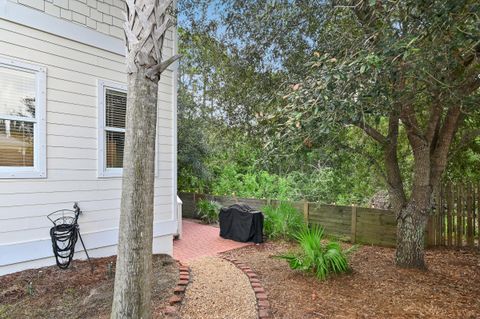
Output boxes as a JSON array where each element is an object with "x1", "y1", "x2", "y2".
[{"x1": 219, "y1": 203, "x2": 264, "y2": 244}]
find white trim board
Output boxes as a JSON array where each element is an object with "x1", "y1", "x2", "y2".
[
  {"x1": 0, "y1": 219, "x2": 177, "y2": 266},
  {"x1": 0, "y1": 0, "x2": 125, "y2": 56},
  {"x1": 172, "y1": 16, "x2": 179, "y2": 223}
]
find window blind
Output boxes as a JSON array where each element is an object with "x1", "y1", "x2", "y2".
[
  {"x1": 105, "y1": 88, "x2": 127, "y2": 169},
  {"x1": 0, "y1": 66, "x2": 36, "y2": 167},
  {"x1": 0, "y1": 67, "x2": 36, "y2": 118},
  {"x1": 106, "y1": 130, "x2": 125, "y2": 168},
  {"x1": 0, "y1": 120, "x2": 34, "y2": 167},
  {"x1": 105, "y1": 89, "x2": 127, "y2": 129}
]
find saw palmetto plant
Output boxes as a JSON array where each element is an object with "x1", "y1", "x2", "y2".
[{"x1": 278, "y1": 225, "x2": 355, "y2": 280}]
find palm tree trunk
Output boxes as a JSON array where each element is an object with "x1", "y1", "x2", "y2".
[
  {"x1": 111, "y1": 69, "x2": 158, "y2": 318},
  {"x1": 111, "y1": 1, "x2": 180, "y2": 318}
]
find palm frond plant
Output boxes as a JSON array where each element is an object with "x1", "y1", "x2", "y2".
[
  {"x1": 277, "y1": 225, "x2": 355, "y2": 280},
  {"x1": 196, "y1": 199, "x2": 222, "y2": 224}
]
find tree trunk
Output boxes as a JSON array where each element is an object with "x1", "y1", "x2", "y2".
[
  {"x1": 395, "y1": 203, "x2": 429, "y2": 269},
  {"x1": 111, "y1": 1, "x2": 180, "y2": 318},
  {"x1": 111, "y1": 69, "x2": 158, "y2": 319}
]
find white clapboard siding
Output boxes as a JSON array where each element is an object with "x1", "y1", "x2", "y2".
[
  {"x1": 46, "y1": 100, "x2": 97, "y2": 118},
  {"x1": 2, "y1": 201, "x2": 174, "y2": 236},
  {"x1": 0, "y1": 8, "x2": 177, "y2": 274},
  {"x1": 0, "y1": 21, "x2": 126, "y2": 64}
]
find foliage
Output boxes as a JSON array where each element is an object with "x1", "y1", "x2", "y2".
[
  {"x1": 196, "y1": 199, "x2": 222, "y2": 224},
  {"x1": 211, "y1": 163, "x2": 296, "y2": 200},
  {"x1": 176, "y1": 0, "x2": 480, "y2": 225},
  {"x1": 278, "y1": 225, "x2": 354, "y2": 280},
  {"x1": 262, "y1": 203, "x2": 304, "y2": 240},
  {"x1": 275, "y1": 1, "x2": 479, "y2": 186},
  {"x1": 271, "y1": 1, "x2": 480, "y2": 267},
  {"x1": 176, "y1": 2, "x2": 394, "y2": 204},
  {"x1": 177, "y1": 83, "x2": 211, "y2": 193}
]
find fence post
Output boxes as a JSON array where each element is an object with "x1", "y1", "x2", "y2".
[
  {"x1": 439, "y1": 185, "x2": 445, "y2": 246},
  {"x1": 303, "y1": 200, "x2": 309, "y2": 225},
  {"x1": 193, "y1": 193, "x2": 196, "y2": 218},
  {"x1": 467, "y1": 183, "x2": 474, "y2": 246},
  {"x1": 446, "y1": 183, "x2": 453, "y2": 246},
  {"x1": 477, "y1": 183, "x2": 480, "y2": 250},
  {"x1": 351, "y1": 205, "x2": 357, "y2": 243},
  {"x1": 457, "y1": 184, "x2": 463, "y2": 247}
]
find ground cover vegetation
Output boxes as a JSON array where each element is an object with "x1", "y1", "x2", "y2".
[
  {"x1": 277, "y1": 225, "x2": 354, "y2": 280},
  {"x1": 177, "y1": 0, "x2": 480, "y2": 267},
  {"x1": 196, "y1": 199, "x2": 222, "y2": 224},
  {"x1": 262, "y1": 203, "x2": 305, "y2": 240},
  {"x1": 262, "y1": 203, "x2": 353, "y2": 280}
]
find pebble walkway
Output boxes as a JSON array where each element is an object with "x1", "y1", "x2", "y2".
[{"x1": 178, "y1": 256, "x2": 257, "y2": 319}]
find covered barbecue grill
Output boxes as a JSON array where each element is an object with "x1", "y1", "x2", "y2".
[{"x1": 219, "y1": 203, "x2": 264, "y2": 244}]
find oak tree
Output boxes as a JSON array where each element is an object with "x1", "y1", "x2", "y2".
[{"x1": 280, "y1": 0, "x2": 480, "y2": 268}]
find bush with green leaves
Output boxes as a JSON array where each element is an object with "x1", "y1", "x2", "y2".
[
  {"x1": 196, "y1": 199, "x2": 222, "y2": 224},
  {"x1": 262, "y1": 202, "x2": 304, "y2": 240},
  {"x1": 210, "y1": 163, "x2": 297, "y2": 200},
  {"x1": 278, "y1": 225, "x2": 354, "y2": 280}
]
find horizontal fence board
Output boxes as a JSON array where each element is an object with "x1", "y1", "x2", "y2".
[{"x1": 308, "y1": 204, "x2": 352, "y2": 238}]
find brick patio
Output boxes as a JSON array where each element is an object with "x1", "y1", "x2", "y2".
[{"x1": 173, "y1": 219, "x2": 251, "y2": 263}]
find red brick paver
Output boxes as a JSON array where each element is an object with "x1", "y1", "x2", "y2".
[{"x1": 173, "y1": 219, "x2": 251, "y2": 263}]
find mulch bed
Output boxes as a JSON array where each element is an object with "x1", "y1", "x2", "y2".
[
  {"x1": 222, "y1": 241, "x2": 480, "y2": 319},
  {"x1": 0, "y1": 254, "x2": 178, "y2": 319}
]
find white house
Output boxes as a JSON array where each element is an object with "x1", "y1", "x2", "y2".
[{"x1": 0, "y1": 0, "x2": 180, "y2": 275}]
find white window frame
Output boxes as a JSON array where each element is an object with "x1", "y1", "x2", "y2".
[
  {"x1": 97, "y1": 80, "x2": 128, "y2": 178},
  {"x1": 0, "y1": 57, "x2": 46, "y2": 179}
]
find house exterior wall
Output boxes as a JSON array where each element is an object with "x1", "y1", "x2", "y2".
[
  {"x1": 0, "y1": 0, "x2": 178, "y2": 275},
  {"x1": 10, "y1": 0, "x2": 125, "y2": 39}
]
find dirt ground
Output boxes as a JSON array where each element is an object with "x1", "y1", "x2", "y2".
[
  {"x1": 222, "y1": 242, "x2": 480, "y2": 319},
  {"x1": 0, "y1": 255, "x2": 178, "y2": 319}
]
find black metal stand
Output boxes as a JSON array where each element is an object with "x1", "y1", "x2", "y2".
[{"x1": 47, "y1": 203, "x2": 93, "y2": 272}]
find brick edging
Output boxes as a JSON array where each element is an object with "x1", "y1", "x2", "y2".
[
  {"x1": 223, "y1": 257, "x2": 272, "y2": 319},
  {"x1": 162, "y1": 261, "x2": 191, "y2": 317}
]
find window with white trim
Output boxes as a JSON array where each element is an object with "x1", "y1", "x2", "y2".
[
  {"x1": 0, "y1": 57, "x2": 46, "y2": 178},
  {"x1": 98, "y1": 80, "x2": 127, "y2": 177}
]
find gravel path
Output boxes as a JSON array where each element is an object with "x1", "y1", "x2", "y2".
[{"x1": 179, "y1": 257, "x2": 257, "y2": 319}]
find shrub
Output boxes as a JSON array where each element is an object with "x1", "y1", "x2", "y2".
[
  {"x1": 277, "y1": 225, "x2": 354, "y2": 280},
  {"x1": 210, "y1": 163, "x2": 297, "y2": 200},
  {"x1": 196, "y1": 199, "x2": 222, "y2": 224},
  {"x1": 262, "y1": 202, "x2": 304, "y2": 240}
]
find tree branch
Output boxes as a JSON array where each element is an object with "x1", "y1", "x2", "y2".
[
  {"x1": 425, "y1": 104, "x2": 442, "y2": 145},
  {"x1": 339, "y1": 142, "x2": 387, "y2": 182},
  {"x1": 145, "y1": 54, "x2": 182, "y2": 80},
  {"x1": 400, "y1": 104, "x2": 427, "y2": 155},
  {"x1": 447, "y1": 128, "x2": 480, "y2": 161},
  {"x1": 384, "y1": 113, "x2": 407, "y2": 212},
  {"x1": 353, "y1": 121, "x2": 387, "y2": 144},
  {"x1": 400, "y1": 105, "x2": 425, "y2": 138},
  {"x1": 430, "y1": 106, "x2": 463, "y2": 185}
]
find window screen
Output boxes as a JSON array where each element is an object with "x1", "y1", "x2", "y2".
[
  {"x1": 0, "y1": 66, "x2": 36, "y2": 167},
  {"x1": 105, "y1": 89, "x2": 127, "y2": 168}
]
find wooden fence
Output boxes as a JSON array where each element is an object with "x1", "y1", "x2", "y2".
[
  {"x1": 426, "y1": 183, "x2": 480, "y2": 248},
  {"x1": 179, "y1": 186, "x2": 480, "y2": 248}
]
